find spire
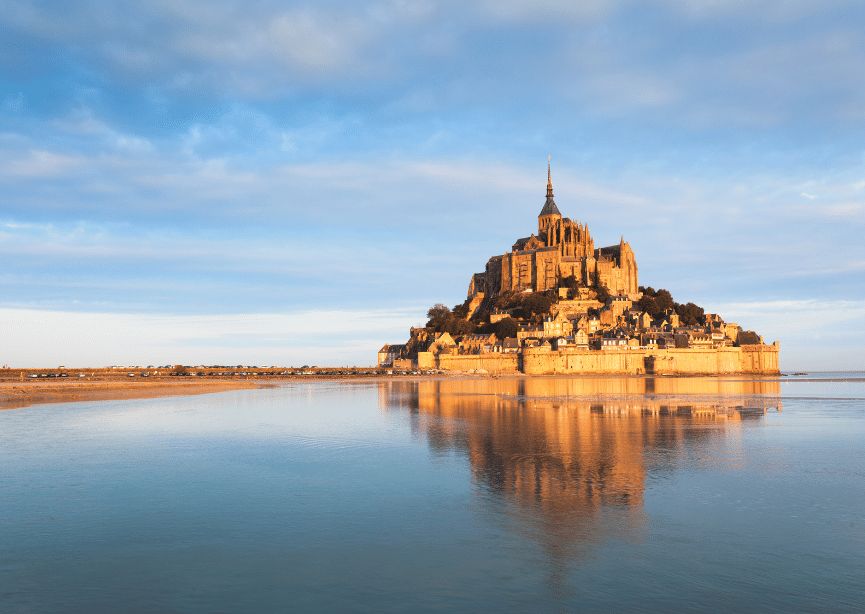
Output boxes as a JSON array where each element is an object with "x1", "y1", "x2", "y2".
[{"x1": 539, "y1": 157, "x2": 561, "y2": 218}]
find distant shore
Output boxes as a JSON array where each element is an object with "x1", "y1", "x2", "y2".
[{"x1": 0, "y1": 368, "x2": 431, "y2": 410}]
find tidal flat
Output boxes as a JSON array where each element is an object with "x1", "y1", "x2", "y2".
[{"x1": 1, "y1": 374, "x2": 863, "y2": 612}]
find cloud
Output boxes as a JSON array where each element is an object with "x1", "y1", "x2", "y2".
[
  {"x1": 0, "y1": 307, "x2": 421, "y2": 367},
  {"x1": 0, "y1": 149, "x2": 85, "y2": 181},
  {"x1": 703, "y1": 299, "x2": 865, "y2": 371}
]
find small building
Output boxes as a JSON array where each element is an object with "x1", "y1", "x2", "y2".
[
  {"x1": 517, "y1": 324, "x2": 542, "y2": 342},
  {"x1": 460, "y1": 332, "x2": 498, "y2": 353},
  {"x1": 574, "y1": 328, "x2": 589, "y2": 348},
  {"x1": 490, "y1": 309, "x2": 514, "y2": 324},
  {"x1": 551, "y1": 336, "x2": 574, "y2": 350},
  {"x1": 542, "y1": 311, "x2": 572, "y2": 338},
  {"x1": 502, "y1": 337, "x2": 520, "y2": 353},
  {"x1": 378, "y1": 344, "x2": 405, "y2": 366},
  {"x1": 687, "y1": 332, "x2": 713, "y2": 348}
]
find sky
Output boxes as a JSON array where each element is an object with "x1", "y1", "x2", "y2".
[{"x1": 1, "y1": 0, "x2": 864, "y2": 370}]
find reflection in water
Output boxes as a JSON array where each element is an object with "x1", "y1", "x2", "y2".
[{"x1": 379, "y1": 376, "x2": 781, "y2": 588}]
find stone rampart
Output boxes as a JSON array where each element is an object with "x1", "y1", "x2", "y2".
[
  {"x1": 522, "y1": 344, "x2": 779, "y2": 375},
  {"x1": 435, "y1": 353, "x2": 520, "y2": 373}
]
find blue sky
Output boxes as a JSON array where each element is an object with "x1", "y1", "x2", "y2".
[{"x1": 2, "y1": 0, "x2": 864, "y2": 369}]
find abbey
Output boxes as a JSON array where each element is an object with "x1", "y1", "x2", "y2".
[
  {"x1": 378, "y1": 162, "x2": 779, "y2": 375},
  {"x1": 468, "y1": 164, "x2": 639, "y2": 301}
]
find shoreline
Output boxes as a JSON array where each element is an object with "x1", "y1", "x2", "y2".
[{"x1": 0, "y1": 370, "x2": 814, "y2": 411}]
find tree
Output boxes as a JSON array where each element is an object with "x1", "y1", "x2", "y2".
[
  {"x1": 560, "y1": 274, "x2": 580, "y2": 290},
  {"x1": 654, "y1": 289, "x2": 674, "y2": 313},
  {"x1": 594, "y1": 285, "x2": 610, "y2": 305},
  {"x1": 639, "y1": 286, "x2": 656, "y2": 297},
  {"x1": 426, "y1": 303, "x2": 452, "y2": 329},
  {"x1": 636, "y1": 295, "x2": 658, "y2": 318},
  {"x1": 443, "y1": 318, "x2": 476, "y2": 336},
  {"x1": 452, "y1": 302, "x2": 470, "y2": 319},
  {"x1": 495, "y1": 317, "x2": 519, "y2": 339},
  {"x1": 675, "y1": 302, "x2": 705, "y2": 326},
  {"x1": 522, "y1": 292, "x2": 554, "y2": 317}
]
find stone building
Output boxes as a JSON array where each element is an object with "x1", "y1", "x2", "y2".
[{"x1": 468, "y1": 164, "x2": 639, "y2": 301}]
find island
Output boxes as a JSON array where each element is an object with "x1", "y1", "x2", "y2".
[{"x1": 379, "y1": 164, "x2": 780, "y2": 375}]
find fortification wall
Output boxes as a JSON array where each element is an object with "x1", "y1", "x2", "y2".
[
  {"x1": 435, "y1": 353, "x2": 520, "y2": 373},
  {"x1": 522, "y1": 344, "x2": 779, "y2": 376}
]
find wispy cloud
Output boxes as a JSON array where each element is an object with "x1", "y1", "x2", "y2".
[
  {"x1": 1, "y1": 1, "x2": 864, "y2": 367},
  {"x1": 0, "y1": 307, "x2": 421, "y2": 367}
]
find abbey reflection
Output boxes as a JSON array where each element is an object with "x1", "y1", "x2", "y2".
[
  {"x1": 378, "y1": 376, "x2": 780, "y2": 583},
  {"x1": 379, "y1": 377, "x2": 780, "y2": 515}
]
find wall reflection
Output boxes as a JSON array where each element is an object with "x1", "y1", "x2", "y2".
[{"x1": 379, "y1": 376, "x2": 781, "y2": 579}]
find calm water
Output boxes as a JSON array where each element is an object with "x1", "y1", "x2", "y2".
[{"x1": 1, "y1": 374, "x2": 863, "y2": 612}]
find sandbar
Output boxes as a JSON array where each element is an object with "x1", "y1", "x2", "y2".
[{"x1": 0, "y1": 378, "x2": 268, "y2": 411}]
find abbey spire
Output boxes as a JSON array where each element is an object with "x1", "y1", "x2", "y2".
[{"x1": 539, "y1": 160, "x2": 561, "y2": 218}]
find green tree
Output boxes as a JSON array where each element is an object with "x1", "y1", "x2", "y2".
[
  {"x1": 636, "y1": 295, "x2": 658, "y2": 317},
  {"x1": 654, "y1": 289, "x2": 674, "y2": 313},
  {"x1": 639, "y1": 286, "x2": 656, "y2": 297},
  {"x1": 560, "y1": 274, "x2": 580, "y2": 290},
  {"x1": 522, "y1": 292, "x2": 554, "y2": 317},
  {"x1": 452, "y1": 302, "x2": 470, "y2": 319},
  {"x1": 495, "y1": 317, "x2": 519, "y2": 339},
  {"x1": 426, "y1": 303, "x2": 452, "y2": 329},
  {"x1": 675, "y1": 302, "x2": 705, "y2": 326},
  {"x1": 443, "y1": 318, "x2": 476, "y2": 336},
  {"x1": 495, "y1": 290, "x2": 522, "y2": 311},
  {"x1": 594, "y1": 285, "x2": 610, "y2": 305}
]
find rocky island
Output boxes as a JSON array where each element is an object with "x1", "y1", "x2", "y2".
[{"x1": 380, "y1": 164, "x2": 779, "y2": 375}]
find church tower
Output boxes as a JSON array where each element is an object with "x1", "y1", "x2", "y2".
[{"x1": 538, "y1": 161, "x2": 562, "y2": 241}]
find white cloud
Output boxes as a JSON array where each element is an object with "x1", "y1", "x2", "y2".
[
  {"x1": 0, "y1": 307, "x2": 421, "y2": 368},
  {"x1": 706, "y1": 299, "x2": 865, "y2": 371},
  {"x1": 826, "y1": 202, "x2": 864, "y2": 219},
  {"x1": 0, "y1": 149, "x2": 85, "y2": 181}
]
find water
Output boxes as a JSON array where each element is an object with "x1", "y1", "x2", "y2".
[{"x1": 1, "y1": 375, "x2": 863, "y2": 612}]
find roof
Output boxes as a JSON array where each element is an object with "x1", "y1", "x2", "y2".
[
  {"x1": 539, "y1": 198, "x2": 561, "y2": 217},
  {"x1": 539, "y1": 163, "x2": 562, "y2": 217}
]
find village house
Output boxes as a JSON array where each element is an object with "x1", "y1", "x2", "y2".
[
  {"x1": 378, "y1": 344, "x2": 405, "y2": 366},
  {"x1": 460, "y1": 333, "x2": 498, "y2": 354},
  {"x1": 490, "y1": 309, "x2": 514, "y2": 323},
  {"x1": 502, "y1": 338, "x2": 520, "y2": 353},
  {"x1": 517, "y1": 324, "x2": 542, "y2": 342},
  {"x1": 542, "y1": 311, "x2": 572, "y2": 337}
]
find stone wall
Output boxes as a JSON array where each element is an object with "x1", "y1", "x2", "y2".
[
  {"x1": 435, "y1": 353, "x2": 520, "y2": 373},
  {"x1": 521, "y1": 344, "x2": 779, "y2": 376}
]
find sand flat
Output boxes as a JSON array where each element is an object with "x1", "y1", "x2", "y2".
[{"x1": 0, "y1": 378, "x2": 268, "y2": 410}]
